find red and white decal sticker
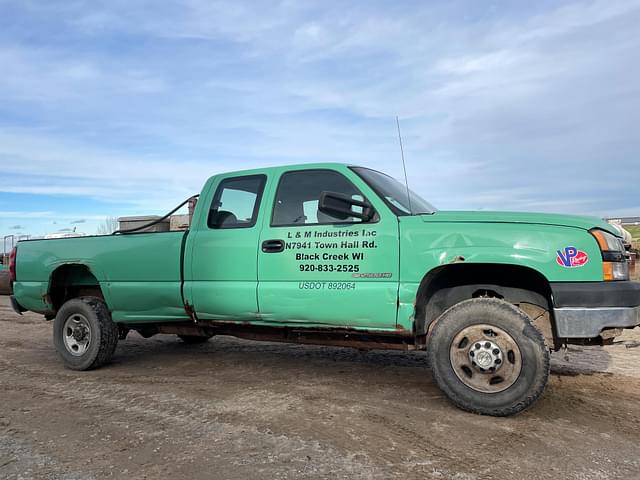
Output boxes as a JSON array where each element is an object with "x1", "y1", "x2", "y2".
[{"x1": 556, "y1": 246, "x2": 589, "y2": 268}]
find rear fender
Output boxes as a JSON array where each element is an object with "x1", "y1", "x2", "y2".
[{"x1": 46, "y1": 262, "x2": 111, "y2": 312}]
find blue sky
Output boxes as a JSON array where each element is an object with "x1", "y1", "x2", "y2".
[{"x1": 1, "y1": 0, "x2": 639, "y2": 244}]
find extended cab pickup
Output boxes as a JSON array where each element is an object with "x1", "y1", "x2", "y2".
[{"x1": 9, "y1": 163, "x2": 640, "y2": 416}]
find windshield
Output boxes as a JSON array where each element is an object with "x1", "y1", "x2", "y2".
[{"x1": 351, "y1": 167, "x2": 437, "y2": 215}]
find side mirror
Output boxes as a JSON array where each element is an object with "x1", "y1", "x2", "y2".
[{"x1": 318, "y1": 191, "x2": 374, "y2": 222}]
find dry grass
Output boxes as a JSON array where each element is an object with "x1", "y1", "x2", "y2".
[{"x1": 625, "y1": 224, "x2": 640, "y2": 241}]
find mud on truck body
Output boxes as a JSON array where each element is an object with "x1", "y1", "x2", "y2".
[{"x1": 9, "y1": 163, "x2": 640, "y2": 416}]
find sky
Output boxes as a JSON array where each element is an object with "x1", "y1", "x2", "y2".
[{"x1": 1, "y1": 0, "x2": 639, "y2": 245}]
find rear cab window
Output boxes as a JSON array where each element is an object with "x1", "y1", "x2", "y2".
[{"x1": 208, "y1": 175, "x2": 267, "y2": 229}]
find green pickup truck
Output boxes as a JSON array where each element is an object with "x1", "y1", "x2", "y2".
[{"x1": 9, "y1": 163, "x2": 640, "y2": 416}]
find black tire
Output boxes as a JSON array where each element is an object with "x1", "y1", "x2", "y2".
[
  {"x1": 53, "y1": 297, "x2": 119, "y2": 371},
  {"x1": 178, "y1": 334, "x2": 213, "y2": 344},
  {"x1": 427, "y1": 298, "x2": 549, "y2": 416}
]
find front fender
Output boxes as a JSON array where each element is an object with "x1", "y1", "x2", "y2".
[
  {"x1": 397, "y1": 219, "x2": 603, "y2": 331},
  {"x1": 400, "y1": 220, "x2": 603, "y2": 283}
]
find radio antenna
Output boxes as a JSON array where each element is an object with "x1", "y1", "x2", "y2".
[{"x1": 395, "y1": 116, "x2": 413, "y2": 215}]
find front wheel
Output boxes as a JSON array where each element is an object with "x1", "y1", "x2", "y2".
[
  {"x1": 427, "y1": 298, "x2": 549, "y2": 416},
  {"x1": 53, "y1": 297, "x2": 119, "y2": 371}
]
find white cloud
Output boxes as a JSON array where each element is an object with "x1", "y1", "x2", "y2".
[
  {"x1": 0, "y1": 211, "x2": 108, "y2": 220},
  {"x1": 0, "y1": 0, "x2": 638, "y2": 225}
]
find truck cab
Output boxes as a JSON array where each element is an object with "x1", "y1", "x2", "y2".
[{"x1": 186, "y1": 165, "x2": 408, "y2": 329}]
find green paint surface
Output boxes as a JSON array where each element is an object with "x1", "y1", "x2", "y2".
[{"x1": 12, "y1": 163, "x2": 622, "y2": 330}]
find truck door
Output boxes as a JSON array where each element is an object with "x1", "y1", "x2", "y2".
[
  {"x1": 257, "y1": 168, "x2": 399, "y2": 329},
  {"x1": 186, "y1": 174, "x2": 267, "y2": 320}
]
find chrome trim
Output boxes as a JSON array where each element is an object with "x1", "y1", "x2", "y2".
[{"x1": 554, "y1": 306, "x2": 640, "y2": 338}]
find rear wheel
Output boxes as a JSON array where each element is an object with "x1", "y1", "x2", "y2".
[
  {"x1": 427, "y1": 298, "x2": 549, "y2": 416},
  {"x1": 53, "y1": 297, "x2": 118, "y2": 371},
  {"x1": 178, "y1": 334, "x2": 213, "y2": 344}
]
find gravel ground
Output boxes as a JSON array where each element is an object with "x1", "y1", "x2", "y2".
[{"x1": 1, "y1": 295, "x2": 639, "y2": 480}]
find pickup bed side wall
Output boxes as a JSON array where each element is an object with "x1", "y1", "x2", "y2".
[
  {"x1": 14, "y1": 232, "x2": 189, "y2": 322},
  {"x1": 397, "y1": 218, "x2": 603, "y2": 331}
]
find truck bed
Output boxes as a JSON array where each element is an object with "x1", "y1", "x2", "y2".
[{"x1": 14, "y1": 231, "x2": 190, "y2": 322}]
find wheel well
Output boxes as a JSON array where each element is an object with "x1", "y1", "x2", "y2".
[
  {"x1": 48, "y1": 264, "x2": 104, "y2": 312},
  {"x1": 415, "y1": 263, "x2": 556, "y2": 345}
]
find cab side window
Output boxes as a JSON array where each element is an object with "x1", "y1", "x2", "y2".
[
  {"x1": 272, "y1": 170, "x2": 367, "y2": 226},
  {"x1": 208, "y1": 175, "x2": 266, "y2": 229}
]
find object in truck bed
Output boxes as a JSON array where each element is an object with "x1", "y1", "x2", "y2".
[
  {"x1": 118, "y1": 215, "x2": 170, "y2": 233},
  {"x1": 169, "y1": 214, "x2": 190, "y2": 231}
]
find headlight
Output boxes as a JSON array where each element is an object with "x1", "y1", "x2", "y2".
[{"x1": 590, "y1": 229, "x2": 629, "y2": 281}]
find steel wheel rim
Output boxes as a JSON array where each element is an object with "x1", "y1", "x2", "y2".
[
  {"x1": 63, "y1": 313, "x2": 92, "y2": 356},
  {"x1": 449, "y1": 323, "x2": 522, "y2": 393}
]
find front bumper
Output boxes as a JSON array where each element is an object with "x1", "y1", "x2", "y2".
[
  {"x1": 554, "y1": 306, "x2": 640, "y2": 338},
  {"x1": 551, "y1": 281, "x2": 640, "y2": 338}
]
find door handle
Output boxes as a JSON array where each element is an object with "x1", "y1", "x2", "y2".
[{"x1": 261, "y1": 239, "x2": 285, "y2": 253}]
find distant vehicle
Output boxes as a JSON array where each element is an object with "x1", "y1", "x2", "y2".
[
  {"x1": 8, "y1": 163, "x2": 640, "y2": 416},
  {"x1": 607, "y1": 223, "x2": 633, "y2": 249}
]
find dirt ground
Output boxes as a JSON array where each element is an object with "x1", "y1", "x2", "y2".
[{"x1": 1, "y1": 296, "x2": 639, "y2": 480}]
